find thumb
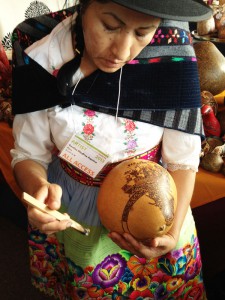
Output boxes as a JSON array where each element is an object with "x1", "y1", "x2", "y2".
[
  {"x1": 151, "y1": 236, "x2": 164, "y2": 248},
  {"x1": 46, "y1": 183, "x2": 62, "y2": 210}
]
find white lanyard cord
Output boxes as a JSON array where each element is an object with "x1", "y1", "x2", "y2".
[
  {"x1": 115, "y1": 67, "x2": 123, "y2": 122},
  {"x1": 71, "y1": 73, "x2": 82, "y2": 131},
  {"x1": 71, "y1": 67, "x2": 123, "y2": 123}
]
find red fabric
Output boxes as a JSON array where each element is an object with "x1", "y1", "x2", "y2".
[{"x1": 0, "y1": 122, "x2": 21, "y2": 199}]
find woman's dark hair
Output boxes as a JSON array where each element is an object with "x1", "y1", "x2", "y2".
[{"x1": 57, "y1": 0, "x2": 108, "y2": 97}]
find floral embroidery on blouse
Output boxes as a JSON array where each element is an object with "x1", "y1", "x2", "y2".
[
  {"x1": 123, "y1": 119, "x2": 138, "y2": 156},
  {"x1": 52, "y1": 67, "x2": 59, "y2": 77},
  {"x1": 82, "y1": 109, "x2": 98, "y2": 141}
]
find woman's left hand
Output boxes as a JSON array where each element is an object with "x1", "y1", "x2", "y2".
[{"x1": 108, "y1": 231, "x2": 177, "y2": 259}]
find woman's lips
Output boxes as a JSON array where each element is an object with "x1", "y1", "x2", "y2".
[{"x1": 102, "y1": 59, "x2": 124, "y2": 69}]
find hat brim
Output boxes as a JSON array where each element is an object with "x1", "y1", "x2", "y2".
[{"x1": 111, "y1": 0, "x2": 212, "y2": 22}]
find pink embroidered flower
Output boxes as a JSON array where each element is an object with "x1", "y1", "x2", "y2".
[
  {"x1": 127, "y1": 140, "x2": 137, "y2": 150},
  {"x1": 84, "y1": 109, "x2": 96, "y2": 117},
  {"x1": 123, "y1": 119, "x2": 138, "y2": 154},
  {"x1": 83, "y1": 124, "x2": 94, "y2": 135},
  {"x1": 125, "y1": 120, "x2": 136, "y2": 132},
  {"x1": 74, "y1": 273, "x2": 93, "y2": 288},
  {"x1": 81, "y1": 109, "x2": 97, "y2": 140}
]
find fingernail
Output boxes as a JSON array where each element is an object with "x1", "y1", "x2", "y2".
[{"x1": 66, "y1": 221, "x2": 72, "y2": 228}]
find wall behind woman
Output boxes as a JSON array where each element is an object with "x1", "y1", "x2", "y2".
[{"x1": 0, "y1": 0, "x2": 74, "y2": 58}]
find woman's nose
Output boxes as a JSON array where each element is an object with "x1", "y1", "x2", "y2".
[{"x1": 111, "y1": 32, "x2": 132, "y2": 61}]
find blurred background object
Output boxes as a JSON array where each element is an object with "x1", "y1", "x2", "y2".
[{"x1": 194, "y1": 41, "x2": 225, "y2": 95}]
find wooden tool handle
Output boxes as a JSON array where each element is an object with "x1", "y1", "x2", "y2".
[{"x1": 22, "y1": 192, "x2": 90, "y2": 236}]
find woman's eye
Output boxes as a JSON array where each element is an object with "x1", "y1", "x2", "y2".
[
  {"x1": 135, "y1": 31, "x2": 147, "y2": 38},
  {"x1": 103, "y1": 23, "x2": 119, "y2": 31}
]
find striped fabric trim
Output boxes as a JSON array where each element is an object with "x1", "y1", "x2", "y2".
[
  {"x1": 60, "y1": 144, "x2": 162, "y2": 186},
  {"x1": 150, "y1": 26, "x2": 192, "y2": 46},
  {"x1": 86, "y1": 107, "x2": 204, "y2": 137},
  {"x1": 129, "y1": 56, "x2": 197, "y2": 64}
]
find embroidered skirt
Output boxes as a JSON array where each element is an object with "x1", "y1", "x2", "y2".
[{"x1": 28, "y1": 157, "x2": 206, "y2": 300}]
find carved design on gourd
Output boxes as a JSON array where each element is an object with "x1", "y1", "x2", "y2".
[{"x1": 121, "y1": 161, "x2": 175, "y2": 234}]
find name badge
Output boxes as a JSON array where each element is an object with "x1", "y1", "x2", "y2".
[{"x1": 59, "y1": 134, "x2": 110, "y2": 178}]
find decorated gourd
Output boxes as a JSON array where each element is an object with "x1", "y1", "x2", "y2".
[
  {"x1": 194, "y1": 41, "x2": 225, "y2": 95},
  {"x1": 97, "y1": 159, "x2": 177, "y2": 241}
]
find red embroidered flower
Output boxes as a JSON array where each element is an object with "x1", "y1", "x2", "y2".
[
  {"x1": 183, "y1": 283, "x2": 204, "y2": 300},
  {"x1": 125, "y1": 120, "x2": 136, "y2": 132},
  {"x1": 84, "y1": 109, "x2": 96, "y2": 117},
  {"x1": 83, "y1": 124, "x2": 94, "y2": 135},
  {"x1": 87, "y1": 286, "x2": 104, "y2": 298},
  {"x1": 52, "y1": 69, "x2": 59, "y2": 77},
  {"x1": 84, "y1": 265, "x2": 94, "y2": 274},
  {"x1": 129, "y1": 289, "x2": 154, "y2": 299}
]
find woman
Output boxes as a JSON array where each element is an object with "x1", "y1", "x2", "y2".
[{"x1": 11, "y1": 0, "x2": 212, "y2": 299}]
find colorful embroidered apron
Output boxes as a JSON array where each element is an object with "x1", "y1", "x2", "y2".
[{"x1": 28, "y1": 145, "x2": 206, "y2": 300}]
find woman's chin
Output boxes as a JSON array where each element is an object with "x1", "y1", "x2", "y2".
[{"x1": 98, "y1": 65, "x2": 122, "y2": 73}]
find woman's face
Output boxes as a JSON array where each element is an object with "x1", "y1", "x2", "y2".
[{"x1": 81, "y1": 1, "x2": 161, "y2": 73}]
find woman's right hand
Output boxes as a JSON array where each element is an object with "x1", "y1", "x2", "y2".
[
  {"x1": 27, "y1": 183, "x2": 72, "y2": 234},
  {"x1": 108, "y1": 230, "x2": 177, "y2": 260}
]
